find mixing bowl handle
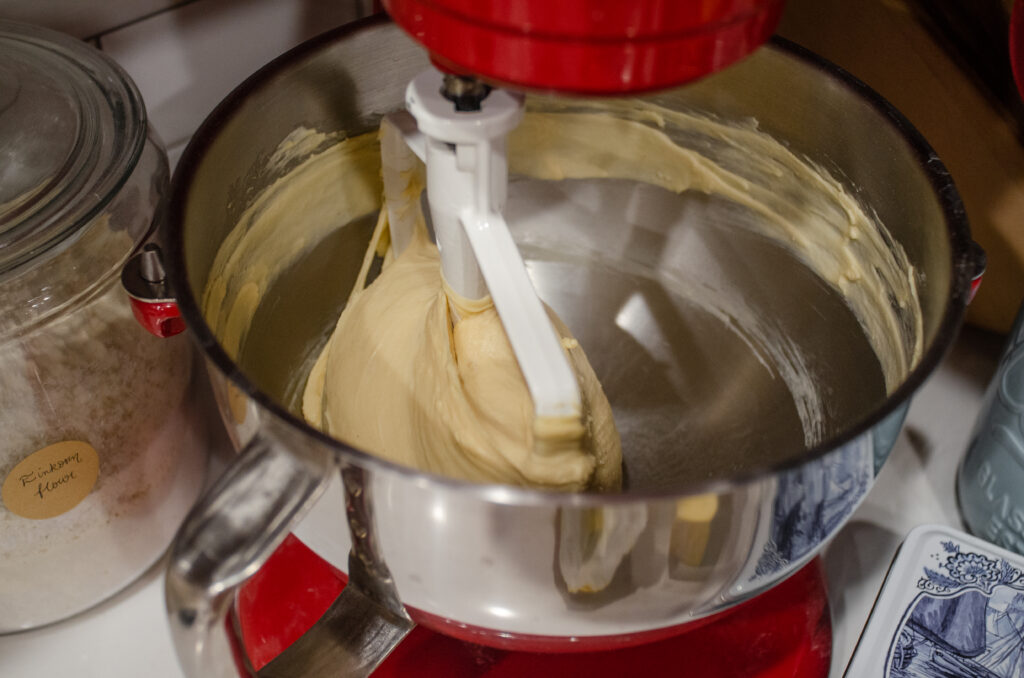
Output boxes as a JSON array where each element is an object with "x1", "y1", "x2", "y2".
[
  {"x1": 257, "y1": 465, "x2": 415, "y2": 677},
  {"x1": 259, "y1": 494, "x2": 416, "y2": 676},
  {"x1": 165, "y1": 433, "x2": 331, "y2": 677}
]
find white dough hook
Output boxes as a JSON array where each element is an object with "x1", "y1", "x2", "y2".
[{"x1": 389, "y1": 67, "x2": 583, "y2": 425}]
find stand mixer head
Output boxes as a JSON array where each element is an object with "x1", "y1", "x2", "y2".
[{"x1": 382, "y1": 0, "x2": 786, "y2": 94}]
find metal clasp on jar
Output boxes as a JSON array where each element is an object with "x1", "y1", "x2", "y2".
[{"x1": 121, "y1": 243, "x2": 186, "y2": 338}]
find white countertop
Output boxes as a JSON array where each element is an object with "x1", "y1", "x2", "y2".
[{"x1": 0, "y1": 325, "x2": 1005, "y2": 677}]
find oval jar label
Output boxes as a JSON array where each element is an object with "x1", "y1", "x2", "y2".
[{"x1": 2, "y1": 441, "x2": 100, "y2": 520}]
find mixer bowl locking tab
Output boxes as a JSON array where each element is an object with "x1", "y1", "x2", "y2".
[{"x1": 122, "y1": 243, "x2": 186, "y2": 338}]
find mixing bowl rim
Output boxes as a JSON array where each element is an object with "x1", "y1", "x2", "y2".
[{"x1": 166, "y1": 15, "x2": 975, "y2": 506}]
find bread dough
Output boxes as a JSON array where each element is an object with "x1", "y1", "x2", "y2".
[{"x1": 302, "y1": 210, "x2": 622, "y2": 491}]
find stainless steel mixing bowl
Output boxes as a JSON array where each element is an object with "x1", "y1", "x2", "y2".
[{"x1": 162, "y1": 16, "x2": 981, "y2": 677}]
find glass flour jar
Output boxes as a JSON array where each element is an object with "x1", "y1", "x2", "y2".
[{"x1": 0, "y1": 20, "x2": 209, "y2": 631}]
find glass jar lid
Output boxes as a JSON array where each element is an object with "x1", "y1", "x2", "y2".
[{"x1": 0, "y1": 20, "x2": 147, "y2": 275}]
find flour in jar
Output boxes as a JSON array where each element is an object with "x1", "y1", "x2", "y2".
[{"x1": 0, "y1": 243, "x2": 205, "y2": 631}]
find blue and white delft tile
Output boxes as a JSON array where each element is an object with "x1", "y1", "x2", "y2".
[
  {"x1": 730, "y1": 432, "x2": 876, "y2": 599},
  {"x1": 845, "y1": 524, "x2": 1024, "y2": 677}
]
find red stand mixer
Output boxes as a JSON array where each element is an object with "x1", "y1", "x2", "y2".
[
  {"x1": 238, "y1": 3, "x2": 827, "y2": 675},
  {"x1": 238, "y1": 534, "x2": 830, "y2": 677},
  {"x1": 153, "y1": 0, "x2": 980, "y2": 675}
]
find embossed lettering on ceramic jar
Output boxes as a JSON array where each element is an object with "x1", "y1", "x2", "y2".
[{"x1": 0, "y1": 20, "x2": 208, "y2": 631}]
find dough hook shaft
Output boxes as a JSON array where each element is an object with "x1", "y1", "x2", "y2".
[{"x1": 398, "y1": 68, "x2": 583, "y2": 423}]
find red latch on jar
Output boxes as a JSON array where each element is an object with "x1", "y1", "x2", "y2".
[{"x1": 121, "y1": 243, "x2": 186, "y2": 338}]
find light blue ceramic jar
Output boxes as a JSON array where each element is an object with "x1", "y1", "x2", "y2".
[{"x1": 958, "y1": 302, "x2": 1024, "y2": 554}]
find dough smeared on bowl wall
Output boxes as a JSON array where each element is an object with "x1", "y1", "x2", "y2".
[{"x1": 203, "y1": 99, "x2": 922, "y2": 490}]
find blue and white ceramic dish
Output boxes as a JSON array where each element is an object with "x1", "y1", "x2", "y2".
[{"x1": 846, "y1": 524, "x2": 1024, "y2": 677}]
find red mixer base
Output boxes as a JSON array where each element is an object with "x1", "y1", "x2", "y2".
[{"x1": 238, "y1": 535, "x2": 832, "y2": 677}]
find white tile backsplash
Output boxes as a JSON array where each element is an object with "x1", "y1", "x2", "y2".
[
  {"x1": 101, "y1": 0, "x2": 367, "y2": 151},
  {"x1": 0, "y1": 0, "x2": 183, "y2": 39}
]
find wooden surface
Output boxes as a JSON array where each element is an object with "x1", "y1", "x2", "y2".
[{"x1": 778, "y1": 0, "x2": 1024, "y2": 333}]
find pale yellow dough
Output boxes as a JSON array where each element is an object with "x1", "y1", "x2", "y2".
[{"x1": 302, "y1": 216, "x2": 622, "y2": 491}]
